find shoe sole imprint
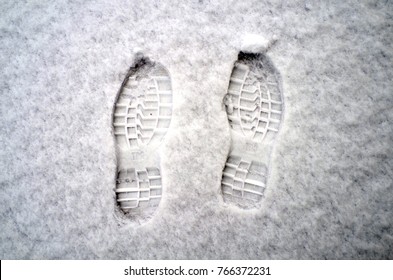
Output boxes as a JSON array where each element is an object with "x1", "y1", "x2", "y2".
[
  {"x1": 116, "y1": 167, "x2": 162, "y2": 209},
  {"x1": 113, "y1": 58, "x2": 172, "y2": 214},
  {"x1": 222, "y1": 52, "x2": 283, "y2": 209}
]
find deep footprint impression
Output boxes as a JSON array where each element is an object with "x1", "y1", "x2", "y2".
[
  {"x1": 222, "y1": 52, "x2": 284, "y2": 209},
  {"x1": 113, "y1": 57, "x2": 172, "y2": 219}
]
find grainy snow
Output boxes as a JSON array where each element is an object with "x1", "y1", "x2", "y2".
[
  {"x1": 0, "y1": 0, "x2": 392, "y2": 259},
  {"x1": 240, "y1": 33, "x2": 274, "y2": 53}
]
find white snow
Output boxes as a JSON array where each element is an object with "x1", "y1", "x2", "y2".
[
  {"x1": 0, "y1": 0, "x2": 392, "y2": 259},
  {"x1": 240, "y1": 33, "x2": 276, "y2": 53}
]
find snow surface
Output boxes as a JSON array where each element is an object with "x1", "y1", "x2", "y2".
[
  {"x1": 240, "y1": 33, "x2": 276, "y2": 53},
  {"x1": 0, "y1": 0, "x2": 392, "y2": 259}
]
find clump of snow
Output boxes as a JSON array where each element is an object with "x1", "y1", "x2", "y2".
[
  {"x1": 240, "y1": 34, "x2": 277, "y2": 53},
  {"x1": 133, "y1": 47, "x2": 144, "y2": 61}
]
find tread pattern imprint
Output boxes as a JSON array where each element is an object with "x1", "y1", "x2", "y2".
[
  {"x1": 222, "y1": 54, "x2": 283, "y2": 207},
  {"x1": 113, "y1": 61, "x2": 172, "y2": 212}
]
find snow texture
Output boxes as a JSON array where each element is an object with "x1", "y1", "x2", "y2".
[
  {"x1": 240, "y1": 34, "x2": 274, "y2": 53},
  {"x1": 0, "y1": 0, "x2": 392, "y2": 259}
]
